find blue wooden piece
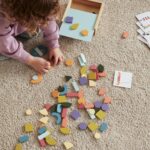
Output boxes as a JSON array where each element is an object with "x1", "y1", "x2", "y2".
[
  {"x1": 57, "y1": 104, "x2": 62, "y2": 113},
  {"x1": 18, "y1": 135, "x2": 29, "y2": 143},
  {"x1": 51, "y1": 112, "x2": 61, "y2": 125},
  {"x1": 99, "y1": 122, "x2": 108, "y2": 132},
  {"x1": 60, "y1": 85, "x2": 68, "y2": 95},
  {"x1": 38, "y1": 127, "x2": 47, "y2": 135}
]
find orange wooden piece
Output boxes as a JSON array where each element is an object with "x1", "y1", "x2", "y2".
[
  {"x1": 84, "y1": 102, "x2": 94, "y2": 109},
  {"x1": 78, "y1": 90, "x2": 84, "y2": 98},
  {"x1": 98, "y1": 71, "x2": 107, "y2": 77},
  {"x1": 62, "y1": 108, "x2": 67, "y2": 118},
  {"x1": 98, "y1": 88, "x2": 106, "y2": 96},
  {"x1": 61, "y1": 117, "x2": 67, "y2": 128},
  {"x1": 80, "y1": 29, "x2": 89, "y2": 36},
  {"x1": 31, "y1": 73, "x2": 43, "y2": 84},
  {"x1": 122, "y1": 31, "x2": 129, "y2": 39},
  {"x1": 65, "y1": 59, "x2": 74, "y2": 66},
  {"x1": 103, "y1": 96, "x2": 112, "y2": 104},
  {"x1": 51, "y1": 90, "x2": 59, "y2": 98}
]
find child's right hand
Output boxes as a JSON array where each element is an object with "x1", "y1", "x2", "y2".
[{"x1": 27, "y1": 56, "x2": 51, "y2": 73}]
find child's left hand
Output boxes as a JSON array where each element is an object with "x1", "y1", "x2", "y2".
[{"x1": 49, "y1": 48, "x2": 64, "y2": 66}]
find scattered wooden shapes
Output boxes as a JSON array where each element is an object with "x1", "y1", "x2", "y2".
[
  {"x1": 58, "y1": 96, "x2": 67, "y2": 103},
  {"x1": 51, "y1": 90, "x2": 59, "y2": 98},
  {"x1": 15, "y1": 143, "x2": 22, "y2": 150},
  {"x1": 38, "y1": 131, "x2": 50, "y2": 140},
  {"x1": 88, "y1": 122, "x2": 99, "y2": 132},
  {"x1": 25, "y1": 109, "x2": 32, "y2": 116},
  {"x1": 98, "y1": 88, "x2": 106, "y2": 96},
  {"x1": 78, "y1": 122, "x2": 87, "y2": 130},
  {"x1": 80, "y1": 29, "x2": 89, "y2": 36},
  {"x1": 122, "y1": 31, "x2": 129, "y2": 39},
  {"x1": 60, "y1": 127, "x2": 71, "y2": 135},
  {"x1": 45, "y1": 135, "x2": 57, "y2": 146},
  {"x1": 70, "y1": 23, "x2": 79, "y2": 30},
  {"x1": 103, "y1": 96, "x2": 112, "y2": 104},
  {"x1": 31, "y1": 73, "x2": 43, "y2": 84},
  {"x1": 89, "y1": 80, "x2": 96, "y2": 87},
  {"x1": 65, "y1": 16, "x2": 73, "y2": 24},
  {"x1": 96, "y1": 110, "x2": 106, "y2": 120},
  {"x1": 65, "y1": 75, "x2": 72, "y2": 82},
  {"x1": 39, "y1": 117, "x2": 49, "y2": 124},
  {"x1": 38, "y1": 139, "x2": 46, "y2": 147},
  {"x1": 97, "y1": 64, "x2": 104, "y2": 73},
  {"x1": 24, "y1": 123, "x2": 34, "y2": 133},
  {"x1": 71, "y1": 80, "x2": 79, "y2": 92},
  {"x1": 65, "y1": 59, "x2": 74, "y2": 66},
  {"x1": 94, "y1": 132, "x2": 101, "y2": 139},
  {"x1": 99, "y1": 122, "x2": 108, "y2": 132},
  {"x1": 63, "y1": 141, "x2": 74, "y2": 149},
  {"x1": 18, "y1": 135, "x2": 29, "y2": 143},
  {"x1": 51, "y1": 112, "x2": 61, "y2": 125},
  {"x1": 39, "y1": 108, "x2": 48, "y2": 116},
  {"x1": 79, "y1": 77, "x2": 88, "y2": 85},
  {"x1": 38, "y1": 127, "x2": 47, "y2": 135},
  {"x1": 70, "y1": 109, "x2": 81, "y2": 120},
  {"x1": 44, "y1": 103, "x2": 51, "y2": 111}
]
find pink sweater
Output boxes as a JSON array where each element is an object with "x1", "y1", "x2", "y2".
[{"x1": 0, "y1": 12, "x2": 60, "y2": 63}]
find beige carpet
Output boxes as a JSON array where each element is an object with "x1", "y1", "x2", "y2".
[{"x1": 0, "y1": 0, "x2": 150, "y2": 150}]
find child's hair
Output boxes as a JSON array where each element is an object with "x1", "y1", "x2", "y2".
[{"x1": 1, "y1": 0, "x2": 60, "y2": 32}]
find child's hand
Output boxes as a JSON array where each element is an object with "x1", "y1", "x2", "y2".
[{"x1": 49, "y1": 48, "x2": 64, "y2": 66}]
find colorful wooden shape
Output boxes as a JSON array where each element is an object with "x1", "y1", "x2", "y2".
[
  {"x1": 88, "y1": 71, "x2": 97, "y2": 80},
  {"x1": 78, "y1": 90, "x2": 84, "y2": 98},
  {"x1": 58, "y1": 86, "x2": 65, "y2": 92},
  {"x1": 89, "y1": 80, "x2": 96, "y2": 87},
  {"x1": 65, "y1": 75, "x2": 72, "y2": 82},
  {"x1": 38, "y1": 131, "x2": 50, "y2": 140},
  {"x1": 103, "y1": 96, "x2": 112, "y2": 104},
  {"x1": 72, "y1": 80, "x2": 80, "y2": 92},
  {"x1": 84, "y1": 102, "x2": 94, "y2": 109},
  {"x1": 78, "y1": 122, "x2": 87, "y2": 130},
  {"x1": 78, "y1": 53, "x2": 87, "y2": 66},
  {"x1": 62, "y1": 108, "x2": 67, "y2": 118},
  {"x1": 96, "y1": 110, "x2": 106, "y2": 120},
  {"x1": 31, "y1": 73, "x2": 43, "y2": 84},
  {"x1": 63, "y1": 141, "x2": 74, "y2": 149},
  {"x1": 38, "y1": 127, "x2": 47, "y2": 135},
  {"x1": 18, "y1": 135, "x2": 29, "y2": 143},
  {"x1": 24, "y1": 123, "x2": 34, "y2": 133},
  {"x1": 97, "y1": 64, "x2": 104, "y2": 73},
  {"x1": 25, "y1": 109, "x2": 32, "y2": 116},
  {"x1": 45, "y1": 135, "x2": 57, "y2": 146},
  {"x1": 59, "y1": 102, "x2": 72, "y2": 108},
  {"x1": 44, "y1": 103, "x2": 51, "y2": 111},
  {"x1": 79, "y1": 77, "x2": 88, "y2": 85},
  {"x1": 51, "y1": 90, "x2": 59, "y2": 98},
  {"x1": 98, "y1": 88, "x2": 106, "y2": 96},
  {"x1": 89, "y1": 64, "x2": 97, "y2": 72},
  {"x1": 80, "y1": 29, "x2": 89, "y2": 36},
  {"x1": 65, "y1": 59, "x2": 74, "y2": 66},
  {"x1": 51, "y1": 112, "x2": 61, "y2": 125},
  {"x1": 122, "y1": 31, "x2": 129, "y2": 39},
  {"x1": 78, "y1": 97, "x2": 86, "y2": 105},
  {"x1": 38, "y1": 139, "x2": 46, "y2": 147},
  {"x1": 58, "y1": 96, "x2": 67, "y2": 103},
  {"x1": 80, "y1": 66, "x2": 87, "y2": 75},
  {"x1": 88, "y1": 122, "x2": 98, "y2": 132},
  {"x1": 94, "y1": 132, "x2": 101, "y2": 139},
  {"x1": 101, "y1": 103, "x2": 109, "y2": 111},
  {"x1": 70, "y1": 110, "x2": 81, "y2": 120},
  {"x1": 57, "y1": 104, "x2": 62, "y2": 113},
  {"x1": 94, "y1": 101, "x2": 102, "y2": 109},
  {"x1": 70, "y1": 23, "x2": 79, "y2": 30},
  {"x1": 15, "y1": 143, "x2": 22, "y2": 150},
  {"x1": 98, "y1": 71, "x2": 107, "y2": 77},
  {"x1": 65, "y1": 16, "x2": 73, "y2": 23},
  {"x1": 67, "y1": 92, "x2": 78, "y2": 97},
  {"x1": 87, "y1": 109, "x2": 96, "y2": 119},
  {"x1": 61, "y1": 117, "x2": 67, "y2": 128},
  {"x1": 39, "y1": 117, "x2": 49, "y2": 124},
  {"x1": 99, "y1": 122, "x2": 108, "y2": 132},
  {"x1": 60, "y1": 84, "x2": 68, "y2": 95},
  {"x1": 77, "y1": 103, "x2": 85, "y2": 109},
  {"x1": 60, "y1": 127, "x2": 71, "y2": 135},
  {"x1": 39, "y1": 108, "x2": 48, "y2": 116}
]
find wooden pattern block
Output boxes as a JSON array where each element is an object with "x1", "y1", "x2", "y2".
[
  {"x1": 51, "y1": 112, "x2": 61, "y2": 125},
  {"x1": 63, "y1": 141, "x2": 74, "y2": 149},
  {"x1": 25, "y1": 109, "x2": 32, "y2": 116},
  {"x1": 60, "y1": 85, "x2": 68, "y2": 95},
  {"x1": 57, "y1": 104, "x2": 62, "y2": 113},
  {"x1": 15, "y1": 143, "x2": 22, "y2": 150},
  {"x1": 72, "y1": 80, "x2": 80, "y2": 92},
  {"x1": 98, "y1": 88, "x2": 106, "y2": 96},
  {"x1": 80, "y1": 66, "x2": 87, "y2": 75},
  {"x1": 38, "y1": 131, "x2": 50, "y2": 140},
  {"x1": 18, "y1": 135, "x2": 29, "y2": 143},
  {"x1": 31, "y1": 73, "x2": 43, "y2": 84},
  {"x1": 58, "y1": 96, "x2": 67, "y2": 103},
  {"x1": 98, "y1": 71, "x2": 107, "y2": 77},
  {"x1": 39, "y1": 117, "x2": 49, "y2": 124},
  {"x1": 89, "y1": 80, "x2": 96, "y2": 87},
  {"x1": 88, "y1": 122, "x2": 99, "y2": 132},
  {"x1": 89, "y1": 64, "x2": 97, "y2": 72},
  {"x1": 84, "y1": 102, "x2": 94, "y2": 109},
  {"x1": 62, "y1": 108, "x2": 67, "y2": 118},
  {"x1": 65, "y1": 59, "x2": 74, "y2": 66},
  {"x1": 51, "y1": 90, "x2": 59, "y2": 98},
  {"x1": 70, "y1": 23, "x2": 79, "y2": 30},
  {"x1": 87, "y1": 109, "x2": 96, "y2": 119},
  {"x1": 122, "y1": 31, "x2": 129, "y2": 39},
  {"x1": 103, "y1": 97, "x2": 112, "y2": 104},
  {"x1": 80, "y1": 29, "x2": 89, "y2": 36},
  {"x1": 44, "y1": 103, "x2": 51, "y2": 111},
  {"x1": 39, "y1": 108, "x2": 48, "y2": 116},
  {"x1": 39, "y1": 139, "x2": 46, "y2": 147},
  {"x1": 38, "y1": 127, "x2": 47, "y2": 135},
  {"x1": 99, "y1": 122, "x2": 108, "y2": 132},
  {"x1": 45, "y1": 135, "x2": 57, "y2": 146},
  {"x1": 78, "y1": 98, "x2": 86, "y2": 105},
  {"x1": 60, "y1": 127, "x2": 71, "y2": 135},
  {"x1": 24, "y1": 123, "x2": 34, "y2": 133},
  {"x1": 66, "y1": 92, "x2": 78, "y2": 98},
  {"x1": 88, "y1": 71, "x2": 97, "y2": 80},
  {"x1": 96, "y1": 110, "x2": 106, "y2": 120},
  {"x1": 61, "y1": 117, "x2": 67, "y2": 128},
  {"x1": 77, "y1": 103, "x2": 85, "y2": 109},
  {"x1": 94, "y1": 132, "x2": 101, "y2": 139}
]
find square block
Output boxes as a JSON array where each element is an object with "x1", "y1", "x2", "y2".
[
  {"x1": 24, "y1": 123, "x2": 34, "y2": 133},
  {"x1": 65, "y1": 16, "x2": 73, "y2": 23},
  {"x1": 88, "y1": 122, "x2": 98, "y2": 132},
  {"x1": 96, "y1": 110, "x2": 106, "y2": 120},
  {"x1": 58, "y1": 96, "x2": 67, "y2": 103}
]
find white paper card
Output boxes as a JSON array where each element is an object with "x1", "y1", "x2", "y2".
[{"x1": 113, "y1": 71, "x2": 133, "y2": 88}]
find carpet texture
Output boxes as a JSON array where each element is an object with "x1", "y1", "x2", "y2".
[{"x1": 0, "y1": 0, "x2": 150, "y2": 150}]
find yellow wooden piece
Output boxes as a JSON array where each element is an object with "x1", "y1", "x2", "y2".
[
  {"x1": 89, "y1": 80, "x2": 96, "y2": 87},
  {"x1": 94, "y1": 132, "x2": 101, "y2": 139},
  {"x1": 88, "y1": 71, "x2": 96, "y2": 80},
  {"x1": 24, "y1": 123, "x2": 34, "y2": 133},
  {"x1": 80, "y1": 66, "x2": 87, "y2": 75},
  {"x1": 60, "y1": 127, "x2": 71, "y2": 135},
  {"x1": 45, "y1": 135, "x2": 57, "y2": 146},
  {"x1": 88, "y1": 122, "x2": 98, "y2": 132},
  {"x1": 15, "y1": 143, "x2": 22, "y2": 150},
  {"x1": 39, "y1": 108, "x2": 48, "y2": 116},
  {"x1": 25, "y1": 109, "x2": 32, "y2": 116},
  {"x1": 70, "y1": 23, "x2": 79, "y2": 30},
  {"x1": 39, "y1": 117, "x2": 49, "y2": 124},
  {"x1": 58, "y1": 96, "x2": 67, "y2": 103},
  {"x1": 63, "y1": 141, "x2": 74, "y2": 149},
  {"x1": 80, "y1": 29, "x2": 89, "y2": 36},
  {"x1": 51, "y1": 90, "x2": 59, "y2": 98},
  {"x1": 78, "y1": 97, "x2": 86, "y2": 105},
  {"x1": 96, "y1": 110, "x2": 106, "y2": 120},
  {"x1": 65, "y1": 59, "x2": 74, "y2": 66},
  {"x1": 31, "y1": 73, "x2": 43, "y2": 84},
  {"x1": 81, "y1": 74, "x2": 87, "y2": 78}
]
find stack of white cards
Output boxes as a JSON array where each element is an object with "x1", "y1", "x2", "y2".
[{"x1": 136, "y1": 11, "x2": 150, "y2": 48}]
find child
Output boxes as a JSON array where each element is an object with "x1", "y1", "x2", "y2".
[{"x1": 0, "y1": 0, "x2": 64, "y2": 73}]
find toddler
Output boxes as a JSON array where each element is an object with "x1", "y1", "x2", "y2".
[{"x1": 0, "y1": 0, "x2": 64, "y2": 73}]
